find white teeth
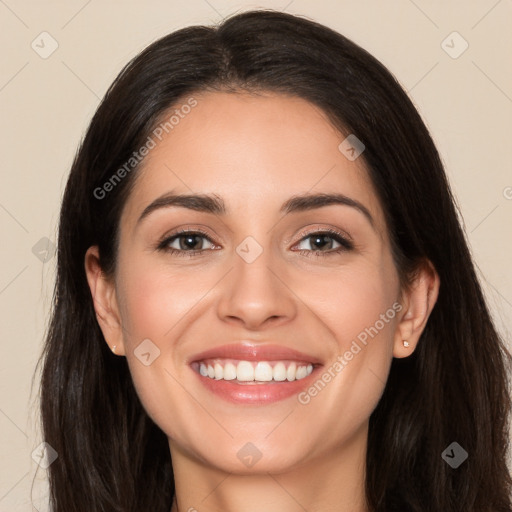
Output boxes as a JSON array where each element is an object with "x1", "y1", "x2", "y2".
[
  {"x1": 296, "y1": 366, "x2": 308, "y2": 380},
  {"x1": 254, "y1": 362, "x2": 273, "y2": 381},
  {"x1": 223, "y1": 362, "x2": 237, "y2": 380},
  {"x1": 287, "y1": 362, "x2": 297, "y2": 381},
  {"x1": 198, "y1": 359, "x2": 315, "y2": 382},
  {"x1": 236, "y1": 361, "x2": 254, "y2": 381},
  {"x1": 214, "y1": 363, "x2": 223, "y2": 380},
  {"x1": 273, "y1": 362, "x2": 287, "y2": 381}
]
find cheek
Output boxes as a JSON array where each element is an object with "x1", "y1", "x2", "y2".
[
  {"x1": 295, "y1": 261, "x2": 398, "y2": 417},
  {"x1": 333, "y1": 262, "x2": 398, "y2": 381},
  {"x1": 115, "y1": 258, "x2": 223, "y2": 437},
  {"x1": 117, "y1": 256, "x2": 209, "y2": 340},
  {"x1": 292, "y1": 257, "x2": 398, "y2": 347}
]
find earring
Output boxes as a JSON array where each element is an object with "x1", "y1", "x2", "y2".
[
  {"x1": 112, "y1": 345, "x2": 117, "y2": 354},
  {"x1": 403, "y1": 340, "x2": 410, "y2": 348}
]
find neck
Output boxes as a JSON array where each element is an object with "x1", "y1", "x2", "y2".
[{"x1": 169, "y1": 425, "x2": 369, "y2": 512}]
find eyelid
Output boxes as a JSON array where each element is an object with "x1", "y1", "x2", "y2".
[{"x1": 159, "y1": 225, "x2": 215, "y2": 240}]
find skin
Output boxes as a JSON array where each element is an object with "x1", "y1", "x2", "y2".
[{"x1": 85, "y1": 91, "x2": 440, "y2": 512}]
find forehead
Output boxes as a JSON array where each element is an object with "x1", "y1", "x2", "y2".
[{"x1": 121, "y1": 91, "x2": 386, "y2": 236}]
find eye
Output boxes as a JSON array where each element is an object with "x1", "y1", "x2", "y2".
[
  {"x1": 157, "y1": 228, "x2": 216, "y2": 257},
  {"x1": 293, "y1": 229, "x2": 354, "y2": 256}
]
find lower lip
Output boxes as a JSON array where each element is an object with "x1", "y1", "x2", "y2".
[{"x1": 191, "y1": 366, "x2": 320, "y2": 405}]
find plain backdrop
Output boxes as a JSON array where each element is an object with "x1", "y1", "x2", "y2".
[{"x1": 0, "y1": 1, "x2": 511, "y2": 510}]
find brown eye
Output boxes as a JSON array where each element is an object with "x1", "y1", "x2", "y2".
[
  {"x1": 294, "y1": 230, "x2": 354, "y2": 256},
  {"x1": 157, "y1": 229, "x2": 216, "y2": 256}
]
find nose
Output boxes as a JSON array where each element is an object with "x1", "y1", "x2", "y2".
[{"x1": 216, "y1": 245, "x2": 297, "y2": 331}]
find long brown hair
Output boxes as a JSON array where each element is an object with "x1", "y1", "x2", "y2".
[{"x1": 35, "y1": 9, "x2": 512, "y2": 511}]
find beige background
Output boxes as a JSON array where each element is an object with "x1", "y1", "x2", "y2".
[{"x1": 1, "y1": 1, "x2": 511, "y2": 510}]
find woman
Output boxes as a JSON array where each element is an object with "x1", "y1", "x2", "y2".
[{"x1": 36, "y1": 9, "x2": 512, "y2": 512}]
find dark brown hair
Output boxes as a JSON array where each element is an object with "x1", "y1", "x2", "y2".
[{"x1": 35, "y1": 9, "x2": 512, "y2": 511}]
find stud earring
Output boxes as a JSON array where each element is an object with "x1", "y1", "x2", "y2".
[
  {"x1": 112, "y1": 345, "x2": 117, "y2": 354},
  {"x1": 403, "y1": 340, "x2": 410, "y2": 348}
]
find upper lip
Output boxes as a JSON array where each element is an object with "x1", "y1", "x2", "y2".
[{"x1": 189, "y1": 342, "x2": 323, "y2": 365}]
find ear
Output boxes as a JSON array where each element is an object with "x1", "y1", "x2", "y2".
[
  {"x1": 393, "y1": 259, "x2": 440, "y2": 358},
  {"x1": 84, "y1": 246, "x2": 126, "y2": 356}
]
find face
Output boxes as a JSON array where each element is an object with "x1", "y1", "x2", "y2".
[{"x1": 93, "y1": 91, "x2": 408, "y2": 474}]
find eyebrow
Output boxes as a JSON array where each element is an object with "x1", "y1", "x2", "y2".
[{"x1": 136, "y1": 191, "x2": 375, "y2": 229}]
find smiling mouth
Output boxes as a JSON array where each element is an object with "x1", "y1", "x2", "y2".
[{"x1": 191, "y1": 358, "x2": 315, "y2": 383}]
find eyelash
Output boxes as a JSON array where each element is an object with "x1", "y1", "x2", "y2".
[{"x1": 156, "y1": 227, "x2": 354, "y2": 259}]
